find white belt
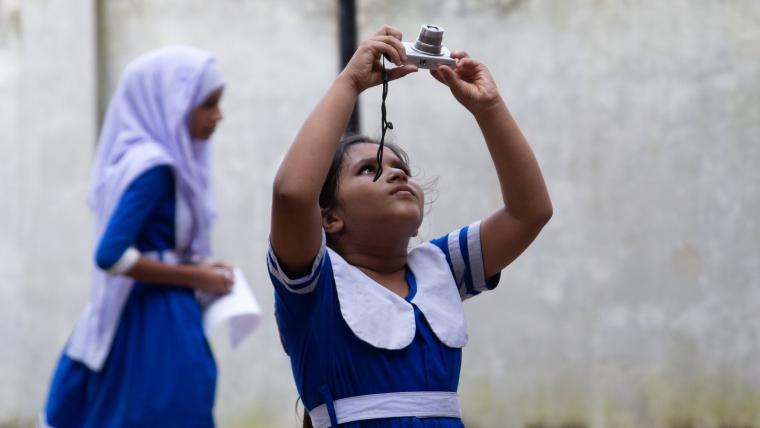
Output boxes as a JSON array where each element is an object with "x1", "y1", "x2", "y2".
[{"x1": 309, "y1": 391, "x2": 461, "y2": 428}]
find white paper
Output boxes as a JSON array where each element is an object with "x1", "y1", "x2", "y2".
[{"x1": 201, "y1": 267, "x2": 262, "y2": 348}]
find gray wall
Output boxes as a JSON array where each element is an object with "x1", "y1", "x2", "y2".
[
  {"x1": 1, "y1": 1, "x2": 758, "y2": 427},
  {"x1": 1, "y1": 0, "x2": 97, "y2": 424}
]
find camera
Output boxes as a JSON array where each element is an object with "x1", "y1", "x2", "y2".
[{"x1": 403, "y1": 24, "x2": 456, "y2": 69}]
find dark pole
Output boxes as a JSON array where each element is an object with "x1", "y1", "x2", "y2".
[{"x1": 338, "y1": 0, "x2": 359, "y2": 133}]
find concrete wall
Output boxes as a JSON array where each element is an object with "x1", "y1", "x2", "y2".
[
  {"x1": 0, "y1": 0, "x2": 97, "y2": 425},
  {"x1": 1, "y1": 0, "x2": 759, "y2": 427}
]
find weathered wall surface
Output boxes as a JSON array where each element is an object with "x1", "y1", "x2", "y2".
[
  {"x1": 1, "y1": 1, "x2": 758, "y2": 427},
  {"x1": 0, "y1": 0, "x2": 96, "y2": 425}
]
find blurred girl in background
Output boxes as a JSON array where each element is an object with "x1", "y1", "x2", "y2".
[{"x1": 41, "y1": 46, "x2": 232, "y2": 428}]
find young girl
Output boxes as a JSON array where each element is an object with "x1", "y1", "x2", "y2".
[
  {"x1": 269, "y1": 25, "x2": 552, "y2": 427},
  {"x1": 41, "y1": 46, "x2": 233, "y2": 427}
]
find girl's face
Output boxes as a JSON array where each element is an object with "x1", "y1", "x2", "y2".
[
  {"x1": 189, "y1": 88, "x2": 224, "y2": 140},
  {"x1": 329, "y1": 142, "x2": 424, "y2": 238}
]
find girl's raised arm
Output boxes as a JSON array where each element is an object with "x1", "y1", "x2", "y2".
[
  {"x1": 270, "y1": 25, "x2": 417, "y2": 277},
  {"x1": 432, "y1": 53, "x2": 553, "y2": 279}
]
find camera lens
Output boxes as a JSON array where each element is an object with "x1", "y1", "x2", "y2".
[{"x1": 413, "y1": 24, "x2": 445, "y2": 55}]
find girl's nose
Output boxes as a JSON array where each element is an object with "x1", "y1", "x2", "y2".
[{"x1": 386, "y1": 167, "x2": 408, "y2": 182}]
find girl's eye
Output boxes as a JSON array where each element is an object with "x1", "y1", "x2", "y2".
[{"x1": 358, "y1": 164, "x2": 376, "y2": 175}]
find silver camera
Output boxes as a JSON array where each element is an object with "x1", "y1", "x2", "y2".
[{"x1": 403, "y1": 24, "x2": 456, "y2": 69}]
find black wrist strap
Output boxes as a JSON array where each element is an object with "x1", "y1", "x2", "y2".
[{"x1": 373, "y1": 56, "x2": 393, "y2": 182}]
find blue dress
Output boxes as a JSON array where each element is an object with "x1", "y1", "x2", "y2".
[
  {"x1": 43, "y1": 166, "x2": 217, "y2": 428},
  {"x1": 268, "y1": 224, "x2": 499, "y2": 427}
]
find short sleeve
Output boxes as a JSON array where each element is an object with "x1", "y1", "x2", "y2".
[
  {"x1": 267, "y1": 231, "x2": 327, "y2": 296},
  {"x1": 429, "y1": 221, "x2": 500, "y2": 300},
  {"x1": 268, "y1": 232, "x2": 329, "y2": 327}
]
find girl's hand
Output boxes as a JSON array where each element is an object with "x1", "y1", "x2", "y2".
[
  {"x1": 190, "y1": 262, "x2": 234, "y2": 295},
  {"x1": 430, "y1": 52, "x2": 502, "y2": 115},
  {"x1": 339, "y1": 25, "x2": 418, "y2": 93}
]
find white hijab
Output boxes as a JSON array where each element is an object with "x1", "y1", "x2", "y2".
[
  {"x1": 68, "y1": 46, "x2": 225, "y2": 370},
  {"x1": 88, "y1": 45, "x2": 225, "y2": 260}
]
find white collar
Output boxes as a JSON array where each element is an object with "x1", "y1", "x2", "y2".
[{"x1": 329, "y1": 243, "x2": 468, "y2": 350}]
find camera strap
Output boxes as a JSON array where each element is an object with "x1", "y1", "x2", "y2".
[{"x1": 372, "y1": 56, "x2": 393, "y2": 182}]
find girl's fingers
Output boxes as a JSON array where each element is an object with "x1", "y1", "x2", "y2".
[
  {"x1": 224, "y1": 269, "x2": 235, "y2": 284},
  {"x1": 450, "y1": 50, "x2": 470, "y2": 60},
  {"x1": 373, "y1": 25, "x2": 403, "y2": 41},
  {"x1": 429, "y1": 68, "x2": 448, "y2": 86},
  {"x1": 434, "y1": 65, "x2": 457, "y2": 84},
  {"x1": 386, "y1": 36, "x2": 408, "y2": 63},
  {"x1": 369, "y1": 35, "x2": 407, "y2": 64},
  {"x1": 211, "y1": 266, "x2": 234, "y2": 285},
  {"x1": 455, "y1": 57, "x2": 480, "y2": 71},
  {"x1": 387, "y1": 64, "x2": 418, "y2": 81},
  {"x1": 212, "y1": 261, "x2": 232, "y2": 269},
  {"x1": 374, "y1": 40, "x2": 405, "y2": 66},
  {"x1": 433, "y1": 65, "x2": 471, "y2": 95}
]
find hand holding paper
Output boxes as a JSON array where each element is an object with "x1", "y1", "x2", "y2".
[{"x1": 200, "y1": 267, "x2": 262, "y2": 348}]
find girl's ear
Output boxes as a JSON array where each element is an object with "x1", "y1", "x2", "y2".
[{"x1": 322, "y1": 210, "x2": 344, "y2": 235}]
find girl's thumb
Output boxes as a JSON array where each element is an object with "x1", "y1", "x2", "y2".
[{"x1": 438, "y1": 65, "x2": 454, "y2": 82}]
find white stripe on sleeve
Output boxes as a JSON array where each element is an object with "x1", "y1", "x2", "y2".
[
  {"x1": 446, "y1": 229, "x2": 467, "y2": 297},
  {"x1": 267, "y1": 232, "x2": 326, "y2": 295},
  {"x1": 106, "y1": 246, "x2": 140, "y2": 275},
  {"x1": 467, "y1": 221, "x2": 487, "y2": 292}
]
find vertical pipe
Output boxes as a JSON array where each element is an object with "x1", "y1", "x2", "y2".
[
  {"x1": 338, "y1": 0, "x2": 359, "y2": 133},
  {"x1": 95, "y1": 0, "x2": 107, "y2": 139}
]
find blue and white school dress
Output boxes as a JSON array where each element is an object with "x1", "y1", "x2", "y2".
[
  {"x1": 42, "y1": 165, "x2": 217, "y2": 428},
  {"x1": 268, "y1": 222, "x2": 500, "y2": 427}
]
